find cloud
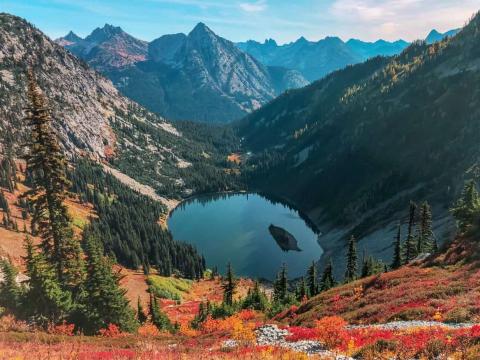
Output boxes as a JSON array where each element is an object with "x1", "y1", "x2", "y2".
[
  {"x1": 329, "y1": 0, "x2": 479, "y2": 40},
  {"x1": 239, "y1": 0, "x2": 267, "y2": 13}
]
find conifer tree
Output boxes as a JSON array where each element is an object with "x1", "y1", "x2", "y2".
[
  {"x1": 273, "y1": 264, "x2": 288, "y2": 303},
  {"x1": 306, "y1": 261, "x2": 318, "y2": 297},
  {"x1": 295, "y1": 277, "x2": 308, "y2": 301},
  {"x1": 23, "y1": 236, "x2": 72, "y2": 325},
  {"x1": 404, "y1": 202, "x2": 418, "y2": 262},
  {"x1": 391, "y1": 223, "x2": 403, "y2": 269},
  {"x1": 451, "y1": 180, "x2": 480, "y2": 232},
  {"x1": 222, "y1": 262, "x2": 237, "y2": 306},
  {"x1": 320, "y1": 259, "x2": 336, "y2": 291},
  {"x1": 344, "y1": 235, "x2": 358, "y2": 282},
  {"x1": 418, "y1": 201, "x2": 435, "y2": 253},
  {"x1": 137, "y1": 297, "x2": 147, "y2": 324},
  {"x1": 81, "y1": 230, "x2": 138, "y2": 334},
  {"x1": 243, "y1": 281, "x2": 268, "y2": 311},
  {"x1": 23, "y1": 70, "x2": 85, "y2": 290},
  {"x1": 0, "y1": 259, "x2": 23, "y2": 314},
  {"x1": 149, "y1": 293, "x2": 171, "y2": 331}
]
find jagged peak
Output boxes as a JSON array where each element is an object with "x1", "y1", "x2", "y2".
[
  {"x1": 86, "y1": 23, "x2": 125, "y2": 43},
  {"x1": 189, "y1": 22, "x2": 215, "y2": 37}
]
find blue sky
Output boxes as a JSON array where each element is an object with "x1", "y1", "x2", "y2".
[{"x1": 2, "y1": 0, "x2": 479, "y2": 43}]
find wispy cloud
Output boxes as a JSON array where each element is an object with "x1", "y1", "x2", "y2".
[{"x1": 239, "y1": 0, "x2": 268, "y2": 13}]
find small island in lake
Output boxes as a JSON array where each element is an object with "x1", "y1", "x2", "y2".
[{"x1": 268, "y1": 224, "x2": 302, "y2": 252}]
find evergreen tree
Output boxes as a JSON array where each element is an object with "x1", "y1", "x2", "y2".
[
  {"x1": 23, "y1": 70, "x2": 85, "y2": 290},
  {"x1": 222, "y1": 262, "x2": 237, "y2": 306},
  {"x1": 23, "y1": 236, "x2": 72, "y2": 326},
  {"x1": 391, "y1": 223, "x2": 403, "y2": 269},
  {"x1": 149, "y1": 293, "x2": 172, "y2": 331},
  {"x1": 418, "y1": 201, "x2": 435, "y2": 253},
  {"x1": 404, "y1": 202, "x2": 418, "y2": 262},
  {"x1": 306, "y1": 261, "x2": 318, "y2": 297},
  {"x1": 242, "y1": 281, "x2": 268, "y2": 311},
  {"x1": 451, "y1": 180, "x2": 480, "y2": 232},
  {"x1": 273, "y1": 264, "x2": 288, "y2": 303},
  {"x1": 295, "y1": 277, "x2": 308, "y2": 301},
  {"x1": 0, "y1": 259, "x2": 23, "y2": 315},
  {"x1": 81, "y1": 230, "x2": 138, "y2": 334},
  {"x1": 319, "y1": 259, "x2": 336, "y2": 291},
  {"x1": 137, "y1": 297, "x2": 147, "y2": 324},
  {"x1": 344, "y1": 235, "x2": 358, "y2": 282}
]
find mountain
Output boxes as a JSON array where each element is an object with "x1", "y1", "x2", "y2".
[
  {"x1": 239, "y1": 15, "x2": 480, "y2": 276},
  {"x1": 58, "y1": 23, "x2": 308, "y2": 123},
  {"x1": 426, "y1": 28, "x2": 460, "y2": 44},
  {"x1": 345, "y1": 38, "x2": 409, "y2": 60},
  {"x1": 237, "y1": 29, "x2": 459, "y2": 82},
  {"x1": 56, "y1": 24, "x2": 148, "y2": 71},
  {"x1": 237, "y1": 36, "x2": 363, "y2": 81},
  {"x1": 0, "y1": 13, "x2": 238, "y2": 204}
]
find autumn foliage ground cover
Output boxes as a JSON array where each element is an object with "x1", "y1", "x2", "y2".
[{"x1": 293, "y1": 237, "x2": 480, "y2": 327}]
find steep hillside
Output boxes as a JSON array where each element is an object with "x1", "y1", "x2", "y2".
[
  {"x1": 239, "y1": 13, "x2": 480, "y2": 274},
  {"x1": 59, "y1": 23, "x2": 307, "y2": 123},
  {"x1": 0, "y1": 13, "x2": 240, "y2": 204},
  {"x1": 293, "y1": 234, "x2": 480, "y2": 326}
]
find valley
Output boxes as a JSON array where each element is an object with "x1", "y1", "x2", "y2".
[{"x1": 0, "y1": 3, "x2": 480, "y2": 359}]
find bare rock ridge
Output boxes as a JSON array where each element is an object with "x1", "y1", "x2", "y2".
[{"x1": 57, "y1": 22, "x2": 308, "y2": 123}]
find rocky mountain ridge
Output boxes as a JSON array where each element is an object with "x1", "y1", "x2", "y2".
[{"x1": 57, "y1": 23, "x2": 307, "y2": 123}]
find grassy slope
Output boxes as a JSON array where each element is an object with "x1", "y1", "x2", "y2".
[{"x1": 294, "y1": 235, "x2": 480, "y2": 326}]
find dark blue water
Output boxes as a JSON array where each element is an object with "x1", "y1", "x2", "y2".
[{"x1": 168, "y1": 193, "x2": 323, "y2": 280}]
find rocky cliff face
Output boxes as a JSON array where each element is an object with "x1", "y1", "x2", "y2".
[
  {"x1": 0, "y1": 13, "x2": 231, "y2": 203},
  {"x1": 57, "y1": 24, "x2": 148, "y2": 71},
  {"x1": 58, "y1": 23, "x2": 308, "y2": 123}
]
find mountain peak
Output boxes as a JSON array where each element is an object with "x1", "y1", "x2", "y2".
[
  {"x1": 190, "y1": 22, "x2": 214, "y2": 36},
  {"x1": 86, "y1": 23, "x2": 124, "y2": 43}
]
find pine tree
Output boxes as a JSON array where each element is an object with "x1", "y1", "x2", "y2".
[
  {"x1": 242, "y1": 281, "x2": 268, "y2": 311},
  {"x1": 81, "y1": 230, "x2": 138, "y2": 334},
  {"x1": 404, "y1": 201, "x2": 418, "y2": 262},
  {"x1": 137, "y1": 297, "x2": 147, "y2": 324},
  {"x1": 149, "y1": 293, "x2": 171, "y2": 331},
  {"x1": 222, "y1": 262, "x2": 237, "y2": 306},
  {"x1": 295, "y1": 277, "x2": 308, "y2": 301},
  {"x1": 418, "y1": 201, "x2": 435, "y2": 253},
  {"x1": 23, "y1": 70, "x2": 85, "y2": 290},
  {"x1": 273, "y1": 264, "x2": 288, "y2": 303},
  {"x1": 306, "y1": 261, "x2": 318, "y2": 297},
  {"x1": 320, "y1": 259, "x2": 336, "y2": 291},
  {"x1": 23, "y1": 236, "x2": 72, "y2": 326},
  {"x1": 344, "y1": 235, "x2": 358, "y2": 282},
  {"x1": 0, "y1": 259, "x2": 23, "y2": 314},
  {"x1": 391, "y1": 223, "x2": 403, "y2": 269},
  {"x1": 451, "y1": 180, "x2": 480, "y2": 232}
]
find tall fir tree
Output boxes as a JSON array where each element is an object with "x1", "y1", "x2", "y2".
[
  {"x1": 242, "y1": 281, "x2": 268, "y2": 311},
  {"x1": 273, "y1": 264, "x2": 288, "y2": 303},
  {"x1": 222, "y1": 262, "x2": 237, "y2": 306},
  {"x1": 0, "y1": 259, "x2": 23, "y2": 315},
  {"x1": 404, "y1": 201, "x2": 418, "y2": 262},
  {"x1": 418, "y1": 201, "x2": 435, "y2": 253},
  {"x1": 81, "y1": 230, "x2": 138, "y2": 334},
  {"x1": 137, "y1": 297, "x2": 147, "y2": 324},
  {"x1": 295, "y1": 277, "x2": 308, "y2": 301},
  {"x1": 451, "y1": 179, "x2": 480, "y2": 232},
  {"x1": 23, "y1": 70, "x2": 85, "y2": 291},
  {"x1": 149, "y1": 293, "x2": 172, "y2": 331},
  {"x1": 23, "y1": 236, "x2": 72, "y2": 325},
  {"x1": 344, "y1": 235, "x2": 358, "y2": 282},
  {"x1": 306, "y1": 261, "x2": 318, "y2": 297},
  {"x1": 319, "y1": 259, "x2": 336, "y2": 292},
  {"x1": 391, "y1": 223, "x2": 403, "y2": 269}
]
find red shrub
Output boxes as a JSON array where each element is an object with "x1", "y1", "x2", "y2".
[{"x1": 285, "y1": 326, "x2": 318, "y2": 341}]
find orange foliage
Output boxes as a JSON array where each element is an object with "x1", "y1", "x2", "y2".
[
  {"x1": 138, "y1": 323, "x2": 161, "y2": 337},
  {"x1": 179, "y1": 323, "x2": 200, "y2": 337},
  {"x1": 315, "y1": 316, "x2": 348, "y2": 349},
  {"x1": 98, "y1": 324, "x2": 125, "y2": 338},
  {"x1": 48, "y1": 321, "x2": 75, "y2": 336}
]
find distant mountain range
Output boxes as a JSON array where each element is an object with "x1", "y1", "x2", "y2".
[
  {"x1": 57, "y1": 25, "x2": 459, "y2": 123},
  {"x1": 57, "y1": 24, "x2": 307, "y2": 123},
  {"x1": 237, "y1": 29, "x2": 458, "y2": 81}
]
